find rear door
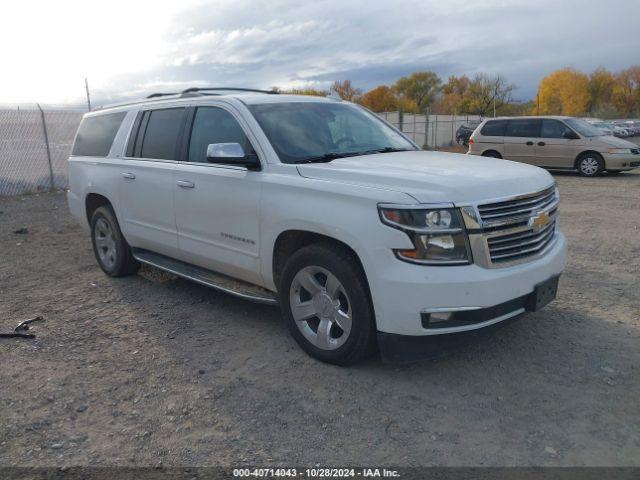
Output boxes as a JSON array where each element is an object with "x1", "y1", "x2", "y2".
[
  {"x1": 120, "y1": 107, "x2": 187, "y2": 258},
  {"x1": 173, "y1": 104, "x2": 263, "y2": 285},
  {"x1": 536, "y1": 119, "x2": 580, "y2": 168},
  {"x1": 503, "y1": 119, "x2": 541, "y2": 164}
]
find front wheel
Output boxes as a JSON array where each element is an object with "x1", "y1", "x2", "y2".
[
  {"x1": 280, "y1": 243, "x2": 376, "y2": 365},
  {"x1": 577, "y1": 153, "x2": 604, "y2": 177}
]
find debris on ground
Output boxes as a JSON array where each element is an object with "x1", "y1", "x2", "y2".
[
  {"x1": 0, "y1": 315, "x2": 43, "y2": 339},
  {"x1": 12, "y1": 227, "x2": 28, "y2": 234}
]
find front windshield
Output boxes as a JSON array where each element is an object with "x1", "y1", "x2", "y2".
[
  {"x1": 248, "y1": 102, "x2": 417, "y2": 164},
  {"x1": 564, "y1": 118, "x2": 606, "y2": 137}
]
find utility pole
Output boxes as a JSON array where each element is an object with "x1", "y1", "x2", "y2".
[
  {"x1": 85, "y1": 77, "x2": 92, "y2": 112},
  {"x1": 536, "y1": 93, "x2": 540, "y2": 116}
]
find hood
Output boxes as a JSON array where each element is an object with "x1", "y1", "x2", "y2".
[
  {"x1": 594, "y1": 135, "x2": 639, "y2": 148},
  {"x1": 296, "y1": 151, "x2": 554, "y2": 204}
]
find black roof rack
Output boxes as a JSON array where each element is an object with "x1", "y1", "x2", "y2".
[
  {"x1": 181, "y1": 87, "x2": 279, "y2": 95},
  {"x1": 146, "y1": 92, "x2": 180, "y2": 99}
]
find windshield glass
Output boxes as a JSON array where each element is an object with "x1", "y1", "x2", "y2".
[
  {"x1": 248, "y1": 102, "x2": 417, "y2": 163},
  {"x1": 564, "y1": 118, "x2": 606, "y2": 137}
]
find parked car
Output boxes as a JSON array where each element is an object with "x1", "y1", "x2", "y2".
[
  {"x1": 68, "y1": 88, "x2": 568, "y2": 365},
  {"x1": 468, "y1": 116, "x2": 640, "y2": 176},
  {"x1": 610, "y1": 124, "x2": 630, "y2": 137},
  {"x1": 455, "y1": 120, "x2": 482, "y2": 146},
  {"x1": 590, "y1": 121, "x2": 614, "y2": 136},
  {"x1": 614, "y1": 121, "x2": 640, "y2": 136}
]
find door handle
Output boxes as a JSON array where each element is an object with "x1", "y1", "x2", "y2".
[
  {"x1": 177, "y1": 180, "x2": 195, "y2": 188},
  {"x1": 526, "y1": 141, "x2": 534, "y2": 146},
  {"x1": 121, "y1": 172, "x2": 136, "y2": 179},
  {"x1": 538, "y1": 142, "x2": 546, "y2": 146}
]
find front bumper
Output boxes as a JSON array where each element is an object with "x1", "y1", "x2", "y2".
[
  {"x1": 367, "y1": 232, "x2": 567, "y2": 337},
  {"x1": 602, "y1": 152, "x2": 640, "y2": 170},
  {"x1": 378, "y1": 275, "x2": 559, "y2": 363}
]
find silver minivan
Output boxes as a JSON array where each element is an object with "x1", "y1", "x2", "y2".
[{"x1": 468, "y1": 116, "x2": 640, "y2": 176}]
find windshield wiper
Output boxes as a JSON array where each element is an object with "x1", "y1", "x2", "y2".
[
  {"x1": 294, "y1": 147, "x2": 412, "y2": 164},
  {"x1": 294, "y1": 152, "x2": 348, "y2": 164},
  {"x1": 365, "y1": 147, "x2": 412, "y2": 154}
]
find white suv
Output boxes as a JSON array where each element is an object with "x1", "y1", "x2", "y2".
[{"x1": 67, "y1": 88, "x2": 567, "y2": 365}]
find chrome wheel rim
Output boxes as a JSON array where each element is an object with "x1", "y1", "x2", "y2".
[
  {"x1": 94, "y1": 218, "x2": 117, "y2": 269},
  {"x1": 580, "y1": 157, "x2": 599, "y2": 175},
  {"x1": 289, "y1": 266, "x2": 352, "y2": 350}
]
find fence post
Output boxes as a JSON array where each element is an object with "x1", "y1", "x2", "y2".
[
  {"x1": 37, "y1": 104, "x2": 55, "y2": 191},
  {"x1": 434, "y1": 115, "x2": 438, "y2": 150}
]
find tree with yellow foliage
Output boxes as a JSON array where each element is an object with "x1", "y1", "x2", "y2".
[{"x1": 535, "y1": 68, "x2": 590, "y2": 116}]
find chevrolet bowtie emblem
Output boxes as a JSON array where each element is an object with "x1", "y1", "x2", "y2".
[{"x1": 530, "y1": 211, "x2": 550, "y2": 229}]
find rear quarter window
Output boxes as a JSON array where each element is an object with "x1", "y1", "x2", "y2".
[
  {"x1": 480, "y1": 120, "x2": 507, "y2": 136},
  {"x1": 72, "y1": 112, "x2": 127, "y2": 157}
]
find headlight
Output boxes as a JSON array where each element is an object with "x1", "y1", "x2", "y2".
[
  {"x1": 379, "y1": 206, "x2": 471, "y2": 265},
  {"x1": 608, "y1": 148, "x2": 631, "y2": 154}
]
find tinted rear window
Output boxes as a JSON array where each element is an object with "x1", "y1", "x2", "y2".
[
  {"x1": 72, "y1": 112, "x2": 126, "y2": 157},
  {"x1": 480, "y1": 120, "x2": 507, "y2": 136},
  {"x1": 140, "y1": 108, "x2": 185, "y2": 160},
  {"x1": 505, "y1": 119, "x2": 541, "y2": 137}
]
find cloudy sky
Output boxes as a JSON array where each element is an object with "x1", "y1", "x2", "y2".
[{"x1": 3, "y1": 0, "x2": 639, "y2": 106}]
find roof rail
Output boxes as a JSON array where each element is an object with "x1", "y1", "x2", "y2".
[
  {"x1": 181, "y1": 87, "x2": 279, "y2": 95},
  {"x1": 146, "y1": 92, "x2": 179, "y2": 99},
  {"x1": 101, "y1": 87, "x2": 279, "y2": 110}
]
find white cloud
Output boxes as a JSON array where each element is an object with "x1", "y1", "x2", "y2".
[{"x1": 2, "y1": 0, "x2": 639, "y2": 105}]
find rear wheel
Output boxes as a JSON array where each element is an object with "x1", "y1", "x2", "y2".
[
  {"x1": 280, "y1": 243, "x2": 376, "y2": 365},
  {"x1": 90, "y1": 206, "x2": 139, "y2": 277},
  {"x1": 482, "y1": 150, "x2": 502, "y2": 158},
  {"x1": 577, "y1": 153, "x2": 604, "y2": 177}
]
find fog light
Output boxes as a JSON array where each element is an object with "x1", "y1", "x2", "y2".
[{"x1": 421, "y1": 311, "x2": 453, "y2": 328}]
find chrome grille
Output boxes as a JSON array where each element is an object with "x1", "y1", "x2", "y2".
[
  {"x1": 477, "y1": 186, "x2": 556, "y2": 224},
  {"x1": 487, "y1": 219, "x2": 556, "y2": 263},
  {"x1": 465, "y1": 185, "x2": 561, "y2": 268}
]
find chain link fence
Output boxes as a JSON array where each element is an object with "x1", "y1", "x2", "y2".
[
  {"x1": 377, "y1": 111, "x2": 483, "y2": 149},
  {"x1": 0, "y1": 106, "x2": 483, "y2": 197},
  {"x1": 0, "y1": 108, "x2": 83, "y2": 196}
]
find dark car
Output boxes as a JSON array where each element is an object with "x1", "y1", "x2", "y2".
[{"x1": 456, "y1": 120, "x2": 482, "y2": 146}]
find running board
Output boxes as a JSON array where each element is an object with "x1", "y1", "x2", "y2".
[{"x1": 131, "y1": 248, "x2": 278, "y2": 306}]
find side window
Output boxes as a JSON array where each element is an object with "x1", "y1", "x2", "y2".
[
  {"x1": 541, "y1": 119, "x2": 572, "y2": 139},
  {"x1": 188, "y1": 107, "x2": 254, "y2": 163},
  {"x1": 139, "y1": 108, "x2": 185, "y2": 160},
  {"x1": 480, "y1": 120, "x2": 507, "y2": 136},
  {"x1": 72, "y1": 112, "x2": 126, "y2": 157},
  {"x1": 505, "y1": 119, "x2": 541, "y2": 138}
]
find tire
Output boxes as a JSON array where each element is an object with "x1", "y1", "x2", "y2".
[
  {"x1": 280, "y1": 243, "x2": 376, "y2": 365},
  {"x1": 90, "y1": 206, "x2": 139, "y2": 277},
  {"x1": 576, "y1": 153, "x2": 604, "y2": 177},
  {"x1": 482, "y1": 150, "x2": 502, "y2": 158}
]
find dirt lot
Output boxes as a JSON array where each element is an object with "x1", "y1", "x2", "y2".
[{"x1": 1, "y1": 170, "x2": 639, "y2": 467}]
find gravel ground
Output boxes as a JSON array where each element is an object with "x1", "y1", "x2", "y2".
[{"x1": 1, "y1": 170, "x2": 639, "y2": 467}]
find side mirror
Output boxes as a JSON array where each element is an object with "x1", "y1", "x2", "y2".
[
  {"x1": 563, "y1": 131, "x2": 580, "y2": 140},
  {"x1": 206, "y1": 143, "x2": 260, "y2": 170}
]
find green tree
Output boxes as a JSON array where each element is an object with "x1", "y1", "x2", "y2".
[
  {"x1": 588, "y1": 67, "x2": 616, "y2": 113},
  {"x1": 612, "y1": 66, "x2": 640, "y2": 116},
  {"x1": 392, "y1": 71, "x2": 441, "y2": 113}
]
